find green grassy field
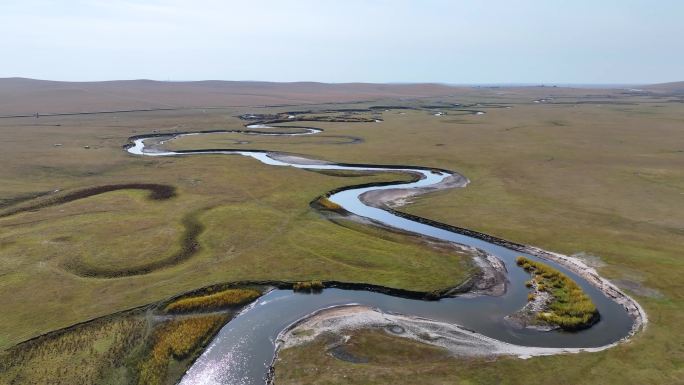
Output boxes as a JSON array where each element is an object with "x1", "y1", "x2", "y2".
[
  {"x1": 0, "y1": 109, "x2": 475, "y2": 350},
  {"x1": 1, "y1": 88, "x2": 683, "y2": 384}
]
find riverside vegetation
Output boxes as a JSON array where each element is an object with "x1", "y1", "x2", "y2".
[
  {"x1": 0, "y1": 285, "x2": 265, "y2": 385},
  {"x1": 136, "y1": 315, "x2": 228, "y2": 385},
  {"x1": 293, "y1": 280, "x2": 325, "y2": 293},
  {"x1": 516, "y1": 256, "x2": 598, "y2": 329},
  {"x1": 164, "y1": 288, "x2": 262, "y2": 313}
]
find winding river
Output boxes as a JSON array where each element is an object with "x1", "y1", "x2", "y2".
[{"x1": 126, "y1": 124, "x2": 642, "y2": 385}]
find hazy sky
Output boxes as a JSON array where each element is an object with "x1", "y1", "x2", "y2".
[{"x1": 1, "y1": 0, "x2": 682, "y2": 84}]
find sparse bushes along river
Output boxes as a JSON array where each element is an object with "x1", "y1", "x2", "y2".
[{"x1": 293, "y1": 280, "x2": 324, "y2": 293}]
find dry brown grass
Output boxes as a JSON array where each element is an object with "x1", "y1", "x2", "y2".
[
  {"x1": 0, "y1": 78, "x2": 467, "y2": 116},
  {"x1": 0, "y1": 312, "x2": 147, "y2": 385}
]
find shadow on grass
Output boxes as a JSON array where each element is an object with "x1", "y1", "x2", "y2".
[{"x1": 0, "y1": 183, "x2": 176, "y2": 218}]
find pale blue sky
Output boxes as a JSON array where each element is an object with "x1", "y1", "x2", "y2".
[{"x1": 1, "y1": 0, "x2": 682, "y2": 84}]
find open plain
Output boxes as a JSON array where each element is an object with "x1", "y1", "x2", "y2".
[{"x1": 0, "y1": 80, "x2": 682, "y2": 384}]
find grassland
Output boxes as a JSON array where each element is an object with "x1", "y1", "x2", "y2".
[
  {"x1": 0, "y1": 108, "x2": 474, "y2": 350},
  {"x1": 0, "y1": 310, "x2": 148, "y2": 385},
  {"x1": 0, "y1": 283, "x2": 263, "y2": 385},
  {"x1": 247, "y1": 94, "x2": 682, "y2": 384},
  {"x1": 275, "y1": 329, "x2": 455, "y2": 385},
  {"x1": 1, "y1": 86, "x2": 683, "y2": 384}
]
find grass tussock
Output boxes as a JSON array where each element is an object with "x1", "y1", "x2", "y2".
[
  {"x1": 137, "y1": 315, "x2": 228, "y2": 385},
  {"x1": 516, "y1": 256, "x2": 598, "y2": 330},
  {"x1": 293, "y1": 280, "x2": 324, "y2": 293},
  {"x1": 165, "y1": 288, "x2": 261, "y2": 314}
]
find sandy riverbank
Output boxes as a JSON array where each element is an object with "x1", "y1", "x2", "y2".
[{"x1": 275, "y1": 304, "x2": 635, "y2": 363}]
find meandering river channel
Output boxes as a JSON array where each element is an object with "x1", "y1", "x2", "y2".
[{"x1": 126, "y1": 125, "x2": 641, "y2": 385}]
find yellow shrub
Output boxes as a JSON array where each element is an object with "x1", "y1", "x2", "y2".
[
  {"x1": 318, "y1": 197, "x2": 342, "y2": 211},
  {"x1": 293, "y1": 280, "x2": 324, "y2": 292},
  {"x1": 165, "y1": 288, "x2": 261, "y2": 313},
  {"x1": 138, "y1": 315, "x2": 227, "y2": 385}
]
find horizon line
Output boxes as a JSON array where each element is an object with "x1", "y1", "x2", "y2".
[{"x1": 2, "y1": 76, "x2": 678, "y2": 88}]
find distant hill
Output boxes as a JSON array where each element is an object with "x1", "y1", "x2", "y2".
[
  {"x1": 644, "y1": 81, "x2": 684, "y2": 94},
  {"x1": 0, "y1": 78, "x2": 465, "y2": 116}
]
